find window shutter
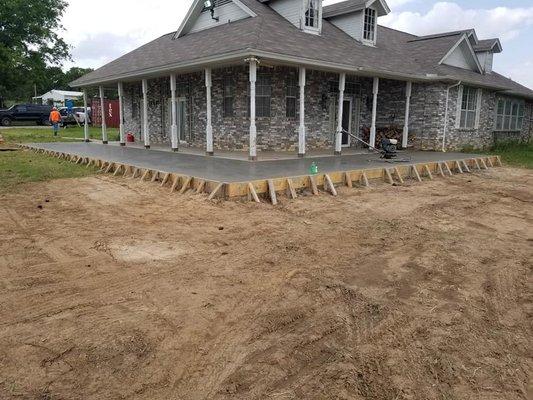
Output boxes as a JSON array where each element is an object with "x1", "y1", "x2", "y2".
[
  {"x1": 455, "y1": 85, "x2": 463, "y2": 129},
  {"x1": 474, "y1": 88, "x2": 482, "y2": 129}
]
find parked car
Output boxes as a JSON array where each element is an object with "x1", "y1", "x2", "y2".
[
  {"x1": 59, "y1": 107, "x2": 91, "y2": 126},
  {"x1": 0, "y1": 104, "x2": 53, "y2": 126}
]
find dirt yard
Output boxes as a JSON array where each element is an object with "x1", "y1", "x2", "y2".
[{"x1": 0, "y1": 167, "x2": 532, "y2": 399}]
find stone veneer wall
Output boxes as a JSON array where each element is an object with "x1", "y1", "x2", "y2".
[{"x1": 121, "y1": 66, "x2": 532, "y2": 152}]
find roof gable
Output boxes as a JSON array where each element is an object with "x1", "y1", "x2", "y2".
[
  {"x1": 439, "y1": 34, "x2": 482, "y2": 73},
  {"x1": 174, "y1": 0, "x2": 256, "y2": 39}
]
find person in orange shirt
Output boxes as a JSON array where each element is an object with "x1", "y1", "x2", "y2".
[{"x1": 49, "y1": 107, "x2": 62, "y2": 137}]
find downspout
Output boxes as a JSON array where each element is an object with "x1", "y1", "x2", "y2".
[{"x1": 442, "y1": 81, "x2": 462, "y2": 152}]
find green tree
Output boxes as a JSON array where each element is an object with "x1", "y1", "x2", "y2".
[{"x1": 0, "y1": 0, "x2": 70, "y2": 104}]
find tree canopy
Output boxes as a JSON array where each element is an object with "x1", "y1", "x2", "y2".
[{"x1": 0, "y1": 0, "x2": 80, "y2": 104}]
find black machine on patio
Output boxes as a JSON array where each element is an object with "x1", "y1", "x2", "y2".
[{"x1": 380, "y1": 138, "x2": 398, "y2": 159}]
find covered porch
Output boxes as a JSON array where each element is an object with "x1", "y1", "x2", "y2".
[{"x1": 78, "y1": 56, "x2": 423, "y2": 161}]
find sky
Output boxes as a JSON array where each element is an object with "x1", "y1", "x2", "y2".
[{"x1": 62, "y1": 0, "x2": 533, "y2": 88}]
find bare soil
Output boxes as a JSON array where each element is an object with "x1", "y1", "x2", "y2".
[{"x1": 0, "y1": 167, "x2": 532, "y2": 400}]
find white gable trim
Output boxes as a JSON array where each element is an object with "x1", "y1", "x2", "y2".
[
  {"x1": 366, "y1": 0, "x2": 390, "y2": 15},
  {"x1": 439, "y1": 34, "x2": 483, "y2": 73},
  {"x1": 173, "y1": 0, "x2": 256, "y2": 39}
]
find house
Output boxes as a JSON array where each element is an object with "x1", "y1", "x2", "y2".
[
  {"x1": 34, "y1": 90, "x2": 84, "y2": 107},
  {"x1": 71, "y1": 0, "x2": 533, "y2": 159}
]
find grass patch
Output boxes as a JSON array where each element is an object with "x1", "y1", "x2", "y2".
[
  {"x1": 486, "y1": 141, "x2": 533, "y2": 169},
  {"x1": 0, "y1": 149, "x2": 97, "y2": 193},
  {"x1": 0, "y1": 126, "x2": 120, "y2": 144}
]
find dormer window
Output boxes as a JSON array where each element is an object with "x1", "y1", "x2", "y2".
[
  {"x1": 302, "y1": 0, "x2": 322, "y2": 34},
  {"x1": 305, "y1": 0, "x2": 319, "y2": 29},
  {"x1": 363, "y1": 8, "x2": 377, "y2": 43}
]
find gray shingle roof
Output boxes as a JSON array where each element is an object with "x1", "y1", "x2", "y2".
[
  {"x1": 71, "y1": 0, "x2": 533, "y2": 99},
  {"x1": 322, "y1": 0, "x2": 367, "y2": 18},
  {"x1": 474, "y1": 39, "x2": 502, "y2": 53}
]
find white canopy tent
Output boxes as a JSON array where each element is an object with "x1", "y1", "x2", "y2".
[{"x1": 33, "y1": 90, "x2": 84, "y2": 106}]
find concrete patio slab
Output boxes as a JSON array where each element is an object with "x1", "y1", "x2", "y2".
[{"x1": 23, "y1": 142, "x2": 485, "y2": 183}]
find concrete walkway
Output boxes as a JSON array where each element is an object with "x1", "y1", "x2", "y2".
[{"x1": 26, "y1": 142, "x2": 482, "y2": 183}]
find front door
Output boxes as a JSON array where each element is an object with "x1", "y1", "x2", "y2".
[
  {"x1": 167, "y1": 97, "x2": 189, "y2": 143},
  {"x1": 341, "y1": 98, "x2": 352, "y2": 147}
]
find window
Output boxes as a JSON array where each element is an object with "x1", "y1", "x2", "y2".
[
  {"x1": 363, "y1": 8, "x2": 376, "y2": 42},
  {"x1": 256, "y1": 74, "x2": 271, "y2": 118},
  {"x1": 286, "y1": 76, "x2": 297, "y2": 118},
  {"x1": 304, "y1": 0, "x2": 320, "y2": 29},
  {"x1": 495, "y1": 98, "x2": 525, "y2": 131},
  {"x1": 223, "y1": 76, "x2": 234, "y2": 117},
  {"x1": 459, "y1": 86, "x2": 479, "y2": 129}
]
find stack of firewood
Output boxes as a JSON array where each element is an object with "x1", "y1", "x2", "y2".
[{"x1": 361, "y1": 125, "x2": 407, "y2": 149}]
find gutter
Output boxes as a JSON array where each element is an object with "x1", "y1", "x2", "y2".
[{"x1": 442, "y1": 81, "x2": 462, "y2": 152}]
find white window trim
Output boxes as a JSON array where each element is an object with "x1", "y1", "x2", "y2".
[
  {"x1": 456, "y1": 85, "x2": 481, "y2": 130},
  {"x1": 301, "y1": 0, "x2": 322, "y2": 34},
  {"x1": 494, "y1": 97, "x2": 525, "y2": 132},
  {"x1": 361, "y1": 7, "x2": 378, "y2": 46}
]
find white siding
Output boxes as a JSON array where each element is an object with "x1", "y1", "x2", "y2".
[
  {"x1": 329, "y1": 11, "x2": 364, "y2": 41},
  {"x1": 269, "y1": 0, "x2": 303, "y2": 29},
  {"x1": 476, "y1": 51, "x2": 493, "y2": 74},
  {"x1": 189, "y1": 2, "x2": 250, "y2": 34},
  {"x1": 442, "y1": 41, "x2": 478, "y2": 71}
]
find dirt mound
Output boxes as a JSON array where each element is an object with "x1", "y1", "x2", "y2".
[{"x1": 0, "y1": 168, "x2": 531, "y2": 399}]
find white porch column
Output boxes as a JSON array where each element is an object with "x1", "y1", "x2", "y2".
[
  {"x1": 249, "y1": 59, "x2": 257, "y2": 161},
  {"x1": 117, "y1": 82, "x2": 125, "y2": 146},
  {"x1": 142, "y1": 79, "x2": 150, "y2": 149},
  {"x1": 205, "y1": 68, "x2": 214, "y2": 155},
  {"x1": 369, "y1": 77, "x2": 379, "y2": 149},
  {"x1": 402, "y1": 81, "x2": 412, "y2": 149},
  {"x1": 83, "y1": 89, "x2": 90, "y2": 142},
  {"x1": 99, "y1": 86, "x2": 108, "y2": 144},
  {"x1": 335, "y1": 72, "x2": 346, "y2": 155},
  {"x1": 298, "y1": 67, "x2": 306, "y2": 157},
  {"x1": 170, "y1": 74, "x2": 178, "y2": 151}
]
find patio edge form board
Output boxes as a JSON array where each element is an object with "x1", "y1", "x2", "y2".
[{"x1": 19, "y1": 144, "x2": 501, "y2": 203}]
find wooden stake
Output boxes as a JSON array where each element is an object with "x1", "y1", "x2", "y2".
[
  {"x1": 437, "y1": 163, "x2": 446, "y2": 178},
  {"x1": 267, "y1": 179, "x2": 278, "y2": 205},
  {"x1": 309, "y1": 176, "x2": 319, "y2": 195},
  {"x1": 179, "y1": 176, "x2": 192, "y2": 194},
  {"x1": 443, "y1": 162, "x2": 453, "y2": 176},
  {"x1": 286, "y1": 178, "x2": 297, "y2": 199},
  {"x1": 474, "y1": 159, "x2": 481, "y2": 170},
  {"x1": 324, "y1": 174, "x2": 337, "y2": 196},
  {"x1": 486, "y1": 157, "x2": 494, "y2": 168},
  {"x1": 496, "y1": 156, "x2": 503, "y2": 167},
  {"x1": 131, "y1": 168, "x2": 139, "y2": 179},
  {"x1": 480, "y1": 158, "x2": 488, "y2": 170},
  {"x1": 208, "y1": 182, "x2": 224, "y2": 200},
  {"x1": 384, "y1": 168, "x2": 394, "y2": 184},
  {"x1": 160, "y1": 173, "x2": 170, "y2": 187},
  {"x1": 105, "y1": 163, "x2": 114, "y2": 174},
  {"x1": 196, "y1": 180, "x2": 206, "y2": 194},
  {"x1": 151, "y1": 171, "x2": 159, "y2": 183},
  {"x1": 411, "y1": 165, "x2": 422, "y2": 182},
  {"x1": 361, "y1": 172, "x2": 370, "y2": 187},
  {"x1": 393, "y1": 167, "x2": 404, "y2": 184},
  {"x1": 461, "y1": 160, "x2": 471, "y2": 173},
  {"x1": 140, "y1": 169, "x2": 150, "y2": 181},
  {"x1": 113, "y1": 165, "x2": 123, "y2": 176},
  {"x1": 455, "y1": 161, "x2": 463, "y2": 174},
  {"x1": 424, "y1": 165, "x2": 433, "y2": 180},
  {"x1": 344, "y1": 172, "x2": 353, "y2": 188},
  {"x1": 248, "y1": 182, "x2": 260, "y2": 203},
  {"x1": 170, "y1": 175, "x2": 180, "y2": 193}
]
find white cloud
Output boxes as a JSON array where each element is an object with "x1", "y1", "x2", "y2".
[
  {"x1": 62, "y1": 0, "x2": 194, "y2": 69},
  {"x1": 380, "y1": 2, "x2": 533, "y2": 41}
]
